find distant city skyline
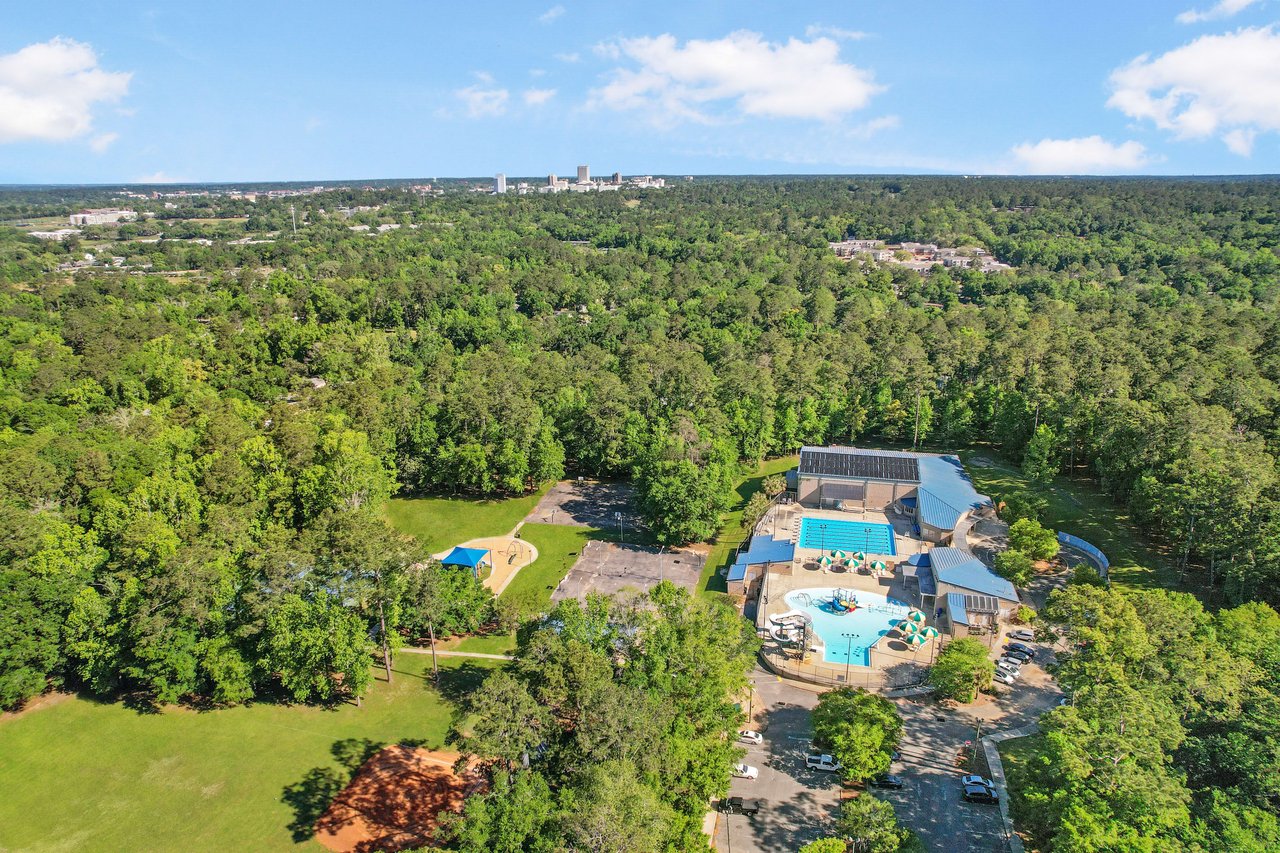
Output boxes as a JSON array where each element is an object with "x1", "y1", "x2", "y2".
[{"x1": 2, "y1": 1, "x2": 1280, "y2": 182}]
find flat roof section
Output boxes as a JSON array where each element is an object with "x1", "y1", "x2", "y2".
[{"x1": 798, "y1": 447, "x2": 920, "y2": 483}]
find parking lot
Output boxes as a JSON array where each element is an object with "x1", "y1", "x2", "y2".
[
  {"x1": 550, "y1": 540, "x2": 703, "y2": 603},
  {"x1": 715, "y1": 670, "x2": 840, "y2": 853},
  {"x1": 525, "y1": 479, "x2": 645, "y2": 532},
  {"x1": 720, "y1": 639, "x2": 1062, "y2": 852}
]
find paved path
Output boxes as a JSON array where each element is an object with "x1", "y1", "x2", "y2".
[
  {"x1": 399, "y1": 647, "x2": 514, "y2": 661},
  {"x1": 981, "y1": 723, "x2": 1041, "y2": 853}
]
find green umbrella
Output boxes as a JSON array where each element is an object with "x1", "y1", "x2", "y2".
[
  {"x1": 908, "y1": 609, "x2": 926, "y2": 623},
  {"x1": 896, "y1": 620, "x2": 918, "y2": 634},
  {"x1": 907, "y1": 633, "x2": 928, "y2": 647},
  {"x1": 920, "y1": 625, "x2": 940, "y2": 638},
  {"x1": 870, "y1": 560, "x2": 887, "y2": 571},
  {"x1": 831, "y1": 549, "x2": 848, "y2": 561},
  {"x1": 852, "y1": 551, "x2": 868, "y2": 562},
  {"x1": 819, "y1": 555, "x2": 833, "y2": 567}
]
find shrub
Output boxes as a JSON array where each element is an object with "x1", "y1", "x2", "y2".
[{"x1": 994, "y1": 549, "x2": 1036, "y2": 587}]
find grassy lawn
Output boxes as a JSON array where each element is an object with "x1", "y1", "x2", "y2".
[
  {"x1": 383, "y1": 483, "x2": 550, "y2": 553},
  {"x1": 699, "y1": 456, "x2": 799, "y2": 599},
  {"x1": 0, "y1": 655, "x2": 501, "y2": 853},
  {"x1": 957, "y1": 449, "x2": 1177, "y2": 590},
  {"x1": 998, "y1": 733, "x2": 1050, "y2": 852}
]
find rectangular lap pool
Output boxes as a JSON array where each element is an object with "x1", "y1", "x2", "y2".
[{"x1": 798, "y1": 517, "x2": 896, "y2": 555}]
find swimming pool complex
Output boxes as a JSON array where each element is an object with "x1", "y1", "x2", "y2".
[
  {"x1": 798, "y1": 517, "x2": 897, "y2": 555},
  {"x1": 780, "y1": 587, "x2": 911, "y2": 666}
]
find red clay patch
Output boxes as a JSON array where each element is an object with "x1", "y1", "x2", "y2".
[{"x1": 315, "y1": 746, "x2": 487, "y2": 852}]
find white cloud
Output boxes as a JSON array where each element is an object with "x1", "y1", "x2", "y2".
[
  {"x1": 1010, "y1": 136, "x2": 1149, "y2": 173},
  {"x1": 1108, "y1": 26, "x2": 1280, "y2": 155},
  {"x1": 847, "y1": 115, "x2": 899, "y2": 138},
  {"x1": 89, "y1": 131, "x2": 118, "y2": 152},
  {"x1": 539, "y1": 5, "x2": 566, "y2": 23},
  {"x1": 554, "y1": 52, "x2": 581, "y2": 63},
  {"x1": 455, "y1": 84, "x2": 509, "y2": 117},
  {"x1": 590, "y1": 30, "x2": 883, "y2": 124},
  {"x1": 1176, "y1": 0, "x2": 1260, "y2": 23},
  {"x1": 523, "y1": 87, "x2": 556, "y2": 106},
  {"x1": 136, "y1": 170, "x2": 182, "y2": 183},
  {"x1": 804, "y1": 24, "x2": 868, "y2": 41},
  {"x1": 0, "y1": 37, "x2": 131, "y2": 144}
]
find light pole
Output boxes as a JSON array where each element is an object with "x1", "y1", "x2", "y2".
[
  {"x1": 819, "y1": 523, "x2": 828, "y2": 558},
  {"x1": 615, "y1": 511, "x2": 623, "y2": 543},
  {"x1": 658, "y1": 545, "x2": 665, "y2": 585},
  {"x1": 843, "y1": 632, "x2": 856, "y2": 684}
]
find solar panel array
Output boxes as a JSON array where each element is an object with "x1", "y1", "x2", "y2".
[{"x1": 798, "y1": 448, "x2": 921, "y2": 483}]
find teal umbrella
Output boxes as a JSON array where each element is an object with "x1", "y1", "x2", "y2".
[
  {"x1": 896, "y1": 620, "x2": 918, "y2": 634},
  {"x1": 870, "y1": 560, "x2": 887, "y2": 571},
  {"x1": 908, "y1": 609, "x2": 926, "y2": 623},
  {"x1": 920, "y1": 625, "x2": 940, "y2": 638},
  {"x1": 831, "y1": 549, "x2": 848, "y2": 561},
  {"x1": 907, "y1": 633, "x2": 928, "y2": 647},
  {"x1": 852, "y1": 551, "x2": 868, "y2": 562},
  {"x1": 819, "y1": 555, "x2": 833, "y2": 567}
]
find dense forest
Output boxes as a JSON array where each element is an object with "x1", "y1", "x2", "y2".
[{"x1": 0, "y1": 177, "x2": 1278, "y2": 699}]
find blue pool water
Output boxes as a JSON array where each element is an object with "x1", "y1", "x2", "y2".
[
  {"x1": 798, "y1": 517, "x2": 897, "y2": 555},
  {"x1": 782, "y1": 587, "x2": 911, "y2": 666}
]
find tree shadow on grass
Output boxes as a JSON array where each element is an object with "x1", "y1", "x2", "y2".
[
  {"x1": 430, "y1": 662, "x2": 493, "y2": 703},
  {"x1": 282, "y1": 738, "x2": 384, "y2": 843}
]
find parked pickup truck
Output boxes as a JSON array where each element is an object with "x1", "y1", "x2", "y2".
[{"x1": 718, "y1": 796, "x2": 763, "y2": 816}]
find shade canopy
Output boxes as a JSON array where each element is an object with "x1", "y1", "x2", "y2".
[
  {"x1": 852, "y1": 551, "x2": 868, "y2": 561},
  {"x1": 441, "y1": 546, "x2": 491, "y2": 570},
  {"x1": 920, "y1": 625, "x2": 940, "y2": 638},
  {"x1": 907, "y1": 633, "x2": 928, "y2": 646},
  {"x1": 896, "y1": 620, "x2": 918, "y2": 634},
  {"x1": 870, "y1": 560, "x2": 887, "y2": 570},
  {"x1": 830, "y1": 549, "x2": 848, "y2": 560},
  {"x1": 907, "y1": 609, "x2": 926, "y2": 622},
  {"x1": 819, "y1": 555, "x2": 834, "y2": 566}
]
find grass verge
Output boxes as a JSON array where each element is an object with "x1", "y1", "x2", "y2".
[
  {"x1": 997, "y1": 733, "x2": 1050, "y2": 852},
  {"x1": 699, "y1": 456, "x2": 799, "y2": 599},
  {"x1": 0, "y1": 655, "x2": 501, "y2": 853}
]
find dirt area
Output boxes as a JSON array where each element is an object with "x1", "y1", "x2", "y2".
[
  {"x1": 551, "y1": 540, "x2": 702, "y2": 603},
  {"x1": 315, "y1": 746, "x2": 486, "y2": 853},
  {"x1": 0, "y1": 691, "x2": 73, "y2": 724},
  {"x1": 525, "y1": 479, "x2": 644, "y2": 532}
]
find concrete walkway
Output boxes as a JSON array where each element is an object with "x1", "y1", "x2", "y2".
[
  {"x1": 980, "y1": 722, "x2": 1041, "y2": 853},
  {"x1": 399, "y1": 647, "x2": 514, "y2": 661}
]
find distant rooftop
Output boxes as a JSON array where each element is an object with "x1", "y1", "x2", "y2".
[
  {"x1": 798, "y1": 446, "x2": 920, "y2": 483},
  {"x1": 930, "y1": 547, "x2": 1018, "y2": 601}
]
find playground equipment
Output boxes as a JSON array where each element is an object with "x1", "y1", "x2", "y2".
[{"x1": 830, "y1": 589, "x2": 858, "y2": 613}]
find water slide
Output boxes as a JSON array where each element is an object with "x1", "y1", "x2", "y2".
[{"x1": 768, "y1": 609, "x2": 809, "y2": 626}]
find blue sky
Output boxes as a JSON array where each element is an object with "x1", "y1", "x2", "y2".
[{"x1": 2, "y1": 1, "x2": 1279, "y2": 182}]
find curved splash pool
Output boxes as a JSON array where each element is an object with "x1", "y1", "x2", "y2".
[{"x1": 782, "y1": 587, "x2": 911, "y2": 667}]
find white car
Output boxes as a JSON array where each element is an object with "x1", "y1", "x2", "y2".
[
  {"x1": 997, "y1": 656, "x2": 1024, "y2": 671},
  {"x1": 739, "y1": 730, "x2": 763, "y2": 746},
  {"x1": 962, "y1": 774, "x2": 995, "y2": 789},
  {"x1": 1008, "y1": 628, "x2": 1036, "y2": 642},
  {"x1": 732, "y1": 763, "x2": 759, "y2": 780},
  {"x1": 805, "y1": 754, "x2": 842, "y2": 772},
  {"x1": 994, "y1": 671, "x2": 1017, "y2": 686},
  {"x1": 995, "y1": 661, "x2": 1021, "y2": 678}
]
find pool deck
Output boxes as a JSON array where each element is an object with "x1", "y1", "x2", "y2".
[{"x1": 754, "y1": 505, "x2": 935, "y2": 689}]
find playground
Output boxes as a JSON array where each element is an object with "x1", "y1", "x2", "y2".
[{"x1": 437, "y1": 535, "x2": 539, "y2": 596}]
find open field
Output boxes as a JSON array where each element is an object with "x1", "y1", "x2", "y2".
[
  {"x1": 957, "y1": 450, "x2": 1176, "y2": 590},
  {"x1": 383, "y1": 484, "x2": 549, "y2": 553},
  {"x1": 699, "y1": 456, "x2": 798, "y2": 598},
  {"x1": 0, "y1": 655, "x2": 501, "y2": 853}
]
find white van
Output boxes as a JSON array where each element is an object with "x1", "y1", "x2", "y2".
[{"x1": 805, "y1": 754, "x2": 841, "y2": 772}]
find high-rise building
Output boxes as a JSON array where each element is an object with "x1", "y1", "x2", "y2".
[
  {"x1": 577, "y1": 164, "x2": 590, "y2": 183},
  {"x1": 494, "y1": 173, "x2": 506, "y2": 194},
  {"x1": 611, "y1": 172, "x2": 622, "y2": 184},
  {"x1": 548, "y1": 174, "x2": 557, "y2": 186}
]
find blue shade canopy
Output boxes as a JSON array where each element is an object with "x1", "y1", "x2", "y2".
[{"x1": 441, "y1": 546, "x2": 490, "y2": 569}]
